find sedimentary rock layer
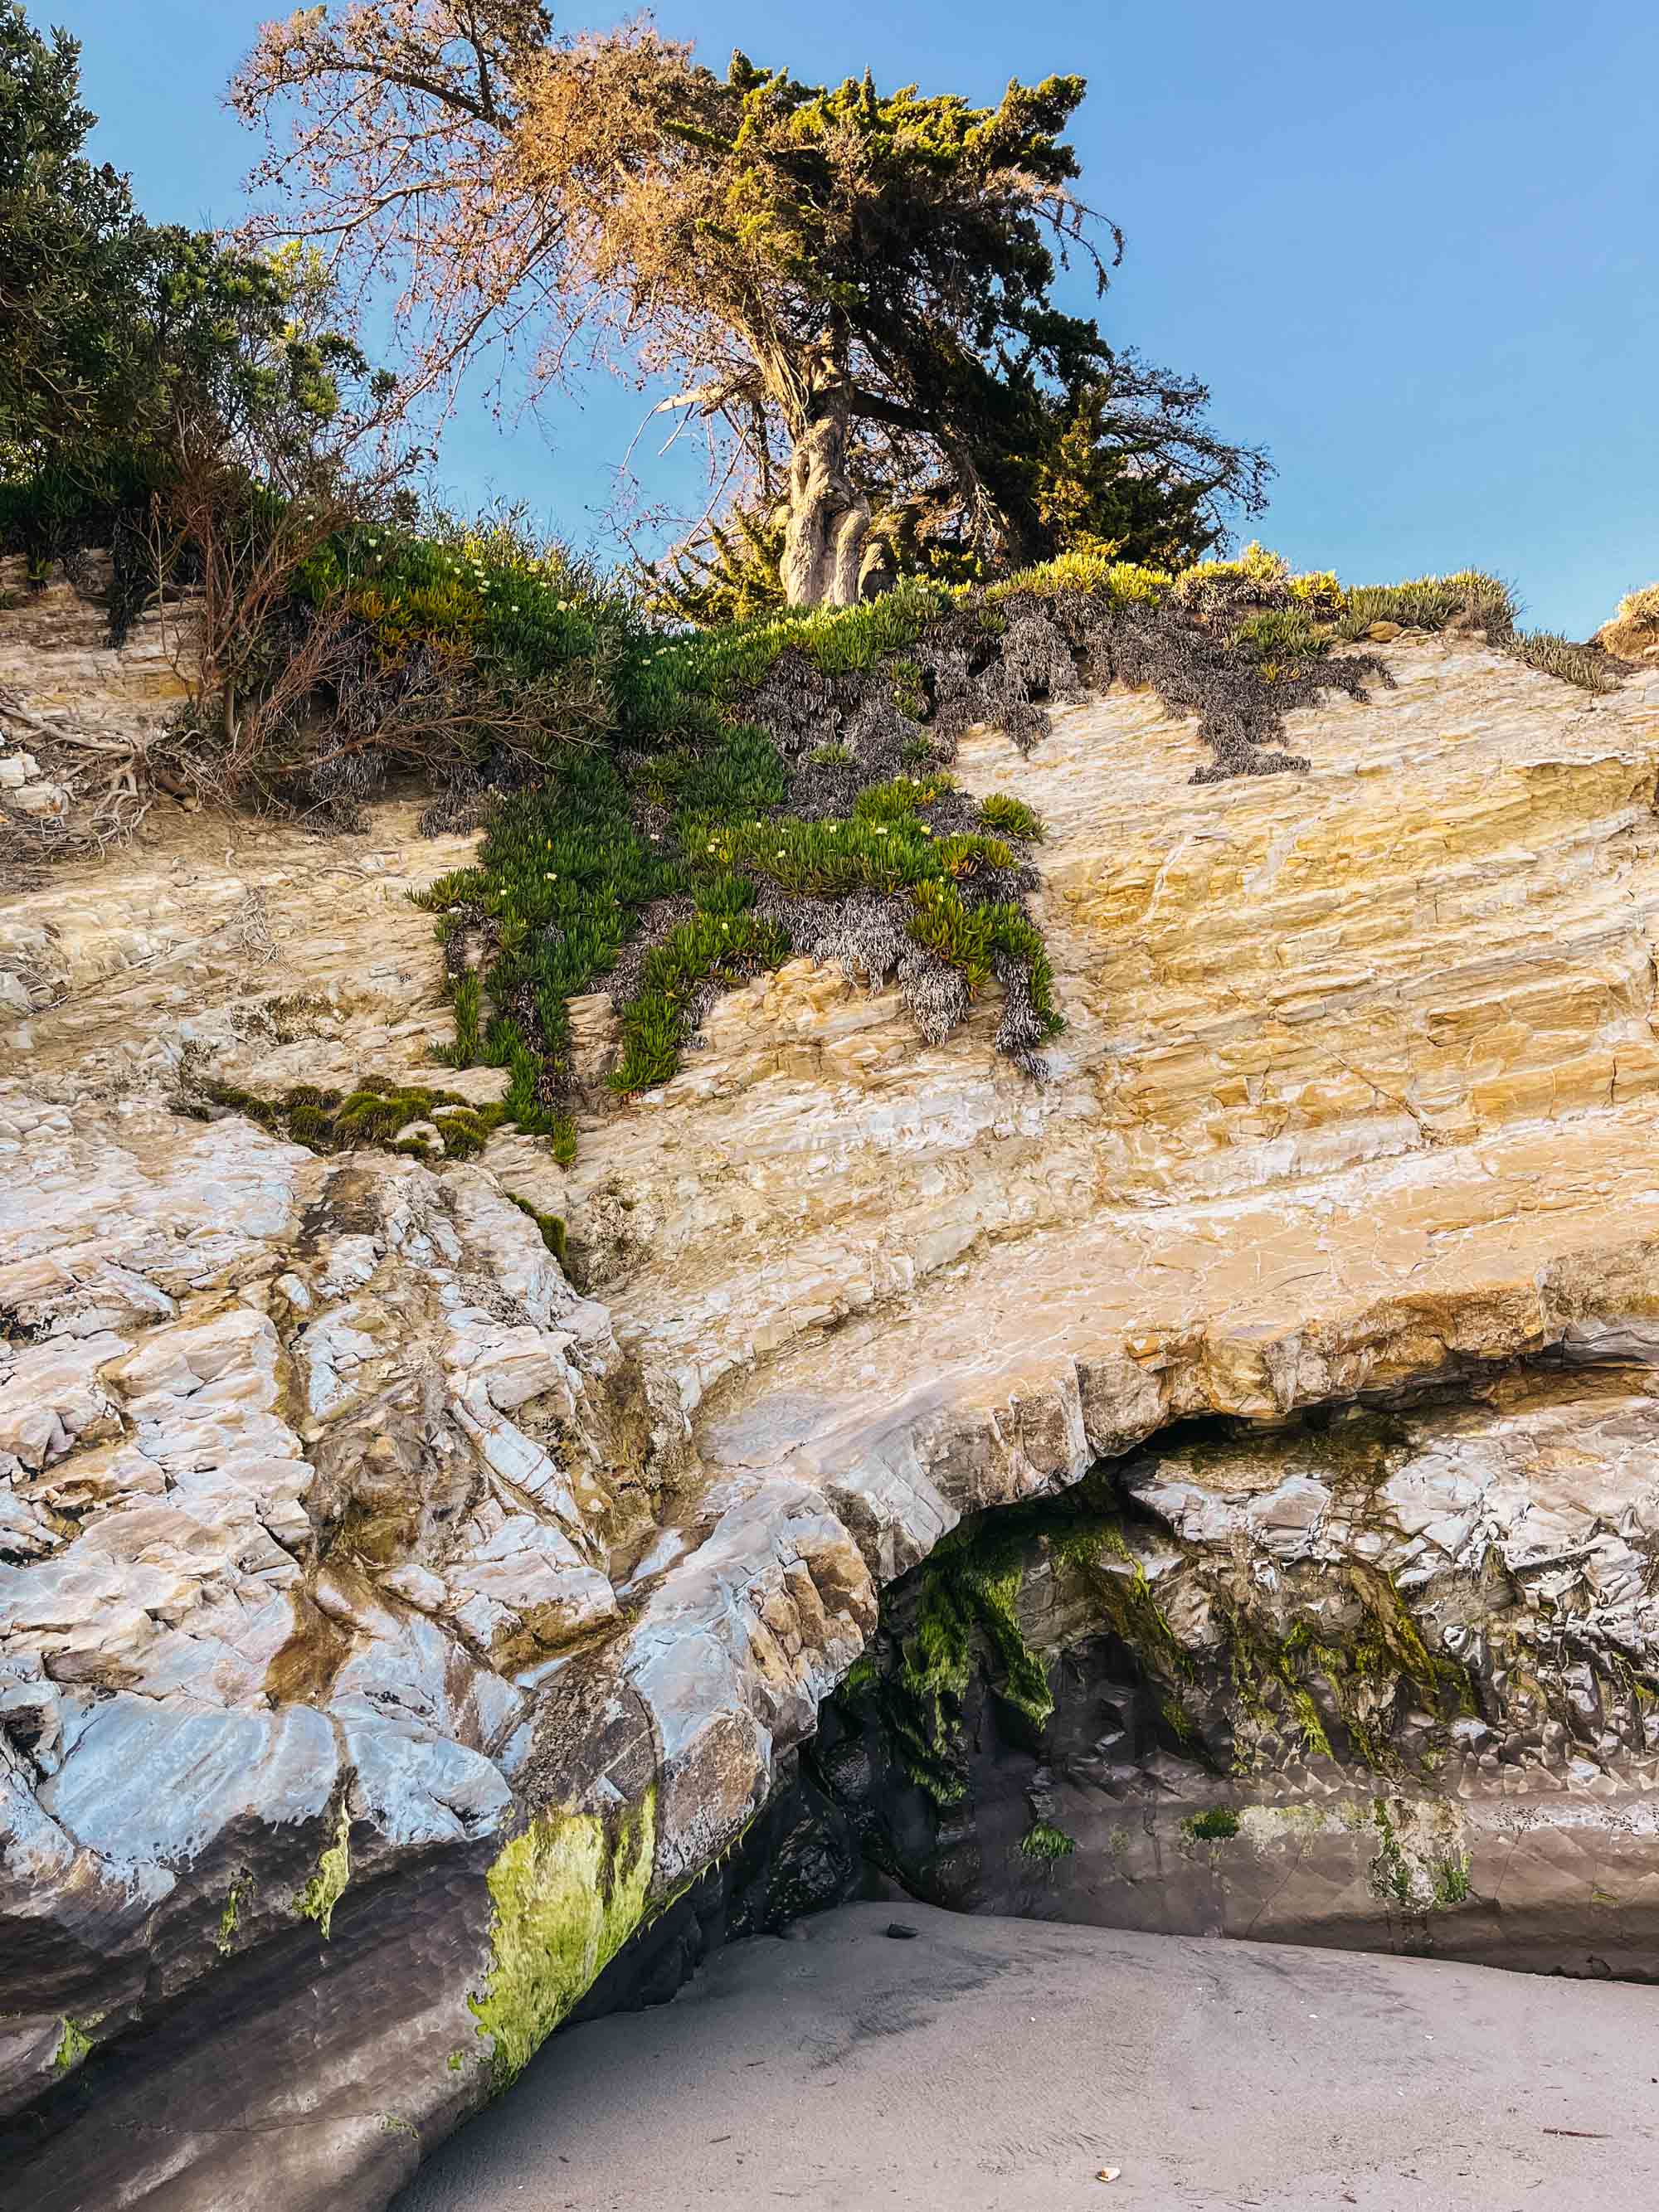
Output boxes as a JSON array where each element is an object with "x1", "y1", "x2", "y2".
[
  {"x1": 5, "y1": 620, "x2": 1659, "y2": 2205},
  {"x1": 809, "y1": 1364, "x2": 1659, "y2": 1974}
]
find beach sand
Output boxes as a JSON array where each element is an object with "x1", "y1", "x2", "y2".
[{"x1": 394, "y1": 1903, "x2": 1659, "y2": 2211}]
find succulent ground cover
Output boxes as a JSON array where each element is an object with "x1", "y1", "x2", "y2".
[
  {"x1": 415, "y1": 543, "x2": 1561, "y2": 1144},
  {"x1": 173, "y1": 537, "x2": 1610, "y2": 1163}
]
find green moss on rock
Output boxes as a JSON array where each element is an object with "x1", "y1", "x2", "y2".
[
  {"x1": 1018, "y1": 1819, "x2": 1077, "y2": 1861},
  {"x1": 299, "y1": 1804, "x2": 351, "y2": 1939},
  {"x1": 180, "y1": 1072, "x2": 509, "y2": 1162},
  {"x1": 469, "y1": 1793, "x2": 655, "y2": 2093},
  {"x1": 509, "y1": 1194, "x2": 571, "y2": 1271},
  {"x1": 1433, "y1": 1853, "x2": 1472, "y2": 1906},
  {"x1": 216, "y1": 1879, "x2": 245, "y2": 1956},
  {"x1": 1182, "y1": 1806, "x2": 1241, "y2": 1842}
]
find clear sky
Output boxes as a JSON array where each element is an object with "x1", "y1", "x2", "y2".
[{"x1": 45, "y1": 0, "x2": 1659, "y2": 635}]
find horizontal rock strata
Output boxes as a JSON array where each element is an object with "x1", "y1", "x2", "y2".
[{"x1": 5, "y1": 625, "x2": 1659, "y2": 2205}]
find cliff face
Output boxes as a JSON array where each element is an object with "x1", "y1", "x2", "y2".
[{"x1": 5, "y1": 581, "x2": 1659, "y2": 2207}]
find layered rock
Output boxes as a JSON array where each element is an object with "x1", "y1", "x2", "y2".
[
  {"x1": 810, "y1": 1364, "x2": 1659, "y2": 1973},
  {"x1": 5, "y1": 615, "x2": 1659, "y2": 2205},
  {"x1": 0, "y1": 1097, "x2": 871, "y2": 2209}
]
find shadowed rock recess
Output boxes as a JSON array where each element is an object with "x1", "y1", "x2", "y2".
[{"x1": 6, "y1": 589, "x2": 1659, "y2": 2210}]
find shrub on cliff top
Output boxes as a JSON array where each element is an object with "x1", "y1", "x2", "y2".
[
  {"x1": 0, "y1": 6, "x2": 400, "y2": 662},
  {"x1": 1614, "y1": 583, "x2": 1659, "y2": 630},
  {"x1": 1333, "y1": 571, "x2": 1515, "y2": 642},
  {"x1": 1505, "y1": 629, "x2": 1624, "y2": 695}
]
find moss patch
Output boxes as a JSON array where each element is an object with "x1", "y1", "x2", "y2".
[
  {"x1": 876, "y1": 1511, "x2": 1069, "y2": 1805},
  {"x1": 469, "y1": 1793, "x2": 655, "y2": 2093},
  {"x1": 888, "y1": 1567, "x2": 976, "y2": 1805},
  {"x1": 1018, "y1": 1819, "x2": 1077, "y2": 1861},
  {"x1": 1219, "y1": 1562, "x2": 1472, "y2": 1778},
  {"x1": 509, "y1": 1194, "x2": 571, "y2": 1272},
  {"x1": 849, "y1": 1435, "x2": 1487, "y2": 1816},
  {"x1": 179, "y1": 1073, "x2": 512, "y2": 1163},
  {"x1": 299, "y1": 1803, "x2": 352, "y2": 1940},
  {"x1": 1433, "y1": 1853, "x2": 1472, "y2": 1906},
  {"x1": 216, "y1": 1879, "x2": 246, "y2": 1957},
  {"x1": 1181, "y1": 1806, "x2": 1240, "y2": 1842},
  {"x1": 53, "y1": 2018, "x2": 92, "y2": 2073}
]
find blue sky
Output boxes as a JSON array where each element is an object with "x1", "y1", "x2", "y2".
[{"x1": 48, "y1": 0, "x2": 1659, "y2": 634}]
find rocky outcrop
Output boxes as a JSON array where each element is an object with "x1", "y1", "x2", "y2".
[
  {"x1": 6, "y1": 608, "x2": 1659, "y2": 2206},
  {"x1": 0, "y1": 1098, "x2": 871, "y2": 2209},
  {"x1": 810, "y1": 1365, "x2": 1659, "y2": 1974}
]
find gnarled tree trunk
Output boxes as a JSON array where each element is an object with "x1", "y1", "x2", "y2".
[{"x1": 780, "y1": 339, "x2": 883, "y2": 610}]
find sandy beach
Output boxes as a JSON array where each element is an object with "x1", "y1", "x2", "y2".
[{"x1": 392, "y1": 1905, "x2": 1659, "y2": 2211}]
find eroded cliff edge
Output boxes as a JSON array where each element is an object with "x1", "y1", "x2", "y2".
[{"x1": 6, "y1": 610, "x2": 1659, "y2": 2209}]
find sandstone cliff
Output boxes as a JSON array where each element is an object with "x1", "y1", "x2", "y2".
[{"x1": 5, "y1": 573, "x2": 1659, "y2": 2208}]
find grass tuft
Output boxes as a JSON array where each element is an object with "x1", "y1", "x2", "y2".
[
  {"x1": 1613, "y1": 582, "x2": 1659, "y2": 630},
  {"x1": 1333, "y1": 570, "x2": 1515, "y2": 642},
  {"x1": 1181, "y1": 1806, "x2": 1240, "y2": 1842},
  {"x1": 977, "y1": 792, "x2": 1045, "y2": 843},
  {"x1": 1505, "y1": 630, "x2": 1623, "y2": 694}
]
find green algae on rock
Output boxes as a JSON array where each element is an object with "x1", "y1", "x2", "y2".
[
  {"x1": 52, "y1": 2019, "x2": 93, "y2": 2075},
  {"x1": 468, "y1": 1794, "x2": 656, "y2": 2093},
  {"x1": 299, "y1": 1802, "x2": 353, "y2": 1940}
]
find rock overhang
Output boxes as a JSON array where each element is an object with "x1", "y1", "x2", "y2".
[{"x1": 7, "y1": 632, "x2": 1659, "y2": 2202}]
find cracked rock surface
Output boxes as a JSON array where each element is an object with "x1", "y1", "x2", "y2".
[
  {"x1": 5, "y1": 612, "x2": 1659, "y2": 2207},
  {"x1": 810, "y1": 1364, "x2": 1659, "y2": 1974}
]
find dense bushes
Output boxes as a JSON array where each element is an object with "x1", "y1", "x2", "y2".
[{"x1": 2, "y1": 0, "x2": 401, "y2": 794}]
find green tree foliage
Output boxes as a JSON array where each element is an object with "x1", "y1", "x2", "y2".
[
  {"x1": 234, "y1": 7, "x2": 1267, "y2": 605},
  {"x1": 0, "y1": 3, "x2": 137, "y2": 462},
  {"x1": 0, "y1": 2, "x2": 388, "y2": 593},
  {"x1": 648, "y1": 52, "x2": 1267, "y2": 584}
]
